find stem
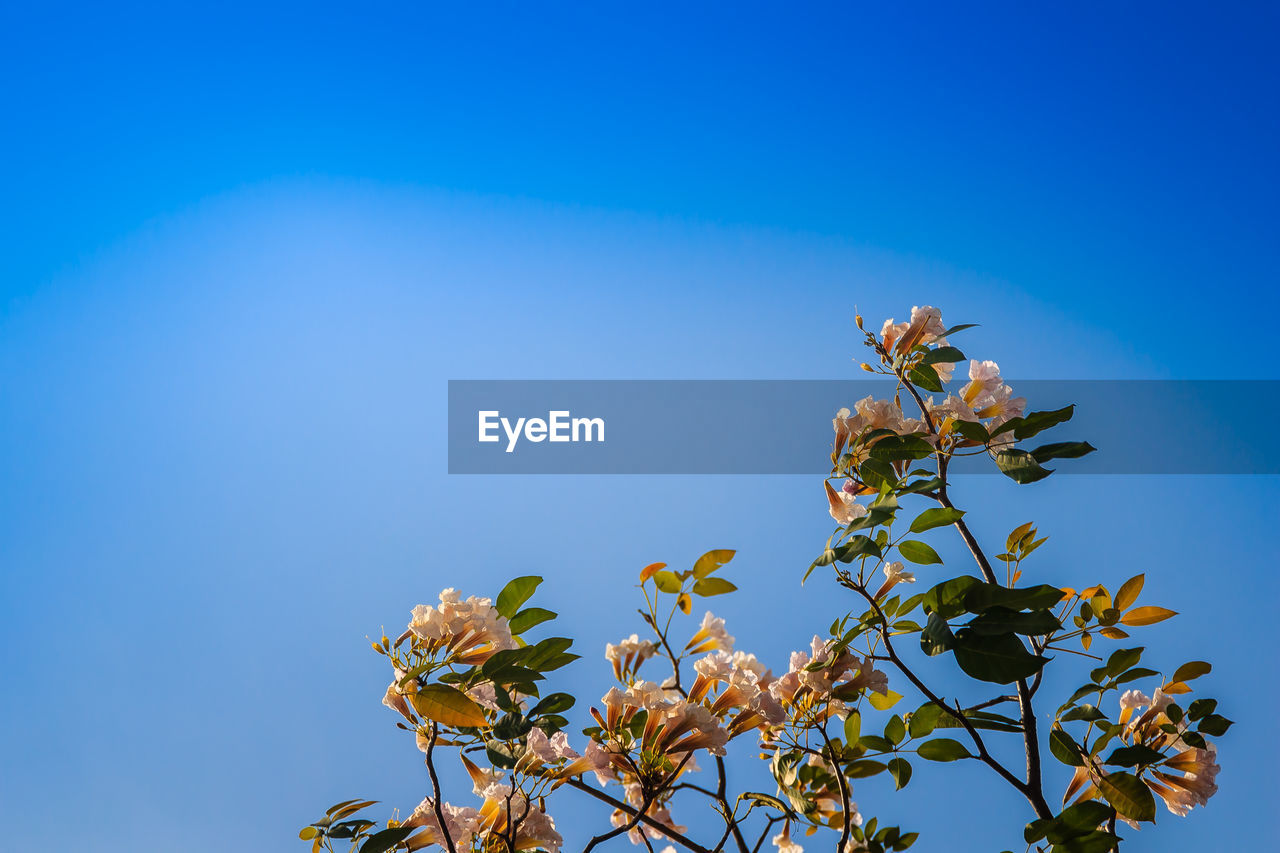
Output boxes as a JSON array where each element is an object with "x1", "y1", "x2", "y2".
[
  {"x1": 424, "y1": 723, "x2": 458, "y2": 853},
  {"x1": 715, "y1": 756, "x2": 750, "y2": 853},
  {"x1": 583, "y1": 793, "x2": 652, "y2": 853},
  {"x1": 564, "y1": 779, "x2": 712, "y2": 853},
  {"x1": 897, "y1": 374, "x2": 1054, "y2": 820},
  {"x1": 816, "y1": 726, "x2": 854, "y2": 851},
  {"x1": 851, "y1": 581, "x2": 1031, "y2": 798}
]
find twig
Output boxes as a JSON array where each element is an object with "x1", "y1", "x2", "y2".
[
  {"x1": 424, "y1": 723, "x2": 458, "y2": 853},
  {"x1": 564, "y1": 779, "x2": 712, "y2": 853}
]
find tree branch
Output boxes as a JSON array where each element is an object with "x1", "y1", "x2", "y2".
[
  {"x1": 424, "y1": 723, "x2": 458, "y2": 853},
  {"x1": 564, "y1": 779, "x2": 712, "y2": 853}
]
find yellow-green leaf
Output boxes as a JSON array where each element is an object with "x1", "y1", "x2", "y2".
[
  {"x1": 1114, "y1": 574, "x2": 1144, "y2": 611},
  {"x1": 1006, "y1": 521, "x2": 1034, "y2": 552},
  {"x1": 299, "y1": 827, "x2": 319, "y2": 840},
  {"x1": 1119, "y1": 606, "x2": 1177, "y2": 627},
  {"x1": 653, "y1": 570, "x2": 682, "y2": 594},
  {"x1": 868, "y1": 689, "x2": 903, "y2": 711},
  {"x1": 676, "y1": 592, "x2": 692, "y2": 614},
  {"x1": 692, "y1": 549, "x2": 736, "y2": 578},
  {"x1": 409, "y1": 684, "x2": 489, "y2": 729},
  {"x1": 692, "y1": 577, "x2": 738, "y2": 596},
  {"x1": 1171, "y1": 661, "x2": 1211, "y2": 683}
]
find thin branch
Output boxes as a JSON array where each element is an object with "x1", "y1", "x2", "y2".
[
  {"x1": 715, "y1": 756, "x2": 750, "y2": 853},
  {"x1": 564, "y1": 779, "x2": 712, "y2": 853},
  {"x1": 750, "y1": 817, "x2": 781, "y2": 853},
  {"x1": 583, "y1": 792, "x2": 652, "y2": 853},
  {"x1": 848, "y1": 577, "x2": 1031, "y2": 798},
  {"x1": 424, "y1": 723, "x2": 458, "y2": 853},
  {"x1": 816, "y1": 725, "x2": 854, "y2": 851},
  {"x1": 897, "y1": 373, "x2": 1054, "y2": 821}
]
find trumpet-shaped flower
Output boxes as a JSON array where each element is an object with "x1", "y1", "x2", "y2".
[{"x1": 685, "y1": 612, "x2": 735, "y2": 655}]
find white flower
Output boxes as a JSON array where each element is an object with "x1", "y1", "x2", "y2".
[
  {"x1": 828, "y1": 480, "x2": 869, "y2": 526},
  {"x1": 526, "y1": 726, "x2": 579, "y2": 765},
  {"x1": 686, "y1": 612, "x2": 735, "y2": 654},
  {"x1": 909, "y1": 305, "x2": 946, "y2": 338},
  {"x1": 605, "y1": 633, "x2": 657, "y2": 679},
  {"x1": 407, "y1": 588, "x2": 516, "y2": 664},
  {"x1": 883, "y1": 561, "x2": 915, "y2": 586},
  {"x1": 854, "y1": 395, "x2": 906, "y2": 432},
  {"x1": 407, "y1": 798, "x2": 482, "y2": 846},
  {"x1": 772, "y1": 824, "x2": 804, "y2": 853}
]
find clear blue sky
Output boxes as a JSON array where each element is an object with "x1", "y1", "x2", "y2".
[{"x1": 1, "y1": 3, "x2": 1276, "y2": 851}]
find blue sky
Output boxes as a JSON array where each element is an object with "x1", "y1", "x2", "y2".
[{"x1": 1, "y1": 3, "x2": 1276, "y2": 851}]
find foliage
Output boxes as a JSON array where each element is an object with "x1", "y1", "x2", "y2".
[{"x1": 301, "y1": 306, "x2": 1229, "y2": 853}]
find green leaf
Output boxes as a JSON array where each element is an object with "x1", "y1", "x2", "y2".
[
  {"x1": 858, "y1": 735, "x2": 894, "y2": 753},
  {"x1": 921, "y1": 346, "x2": 965, "y2": 365},
  {"x1": 524, "y1": 637, "x2": 578, "y2": 670},
  {"x1": 922, "y1": 575, "x2": 980, "y2": 619},
  {"x1": 963, "y1": 582, "x2": 1065, "y2": 613},
  {"x1": 1188, "y1": 698, "x2": 1217, "y2": 721},
  {"x1": 844, "y1": 759, "x2": 889, "y2": 778},
  {"x1": 1097, "y1": 771, "x2": 1156, "y2": 822},
  {"x1": 938, "y1": 323, "x2": 979, "y2": 337},
  {"x1": 932, "y1": 708, "x2": 1022, "y2": 733},
  {"x1": 951, "y1": 419, "x2": 990, "y2": 444},
  {"x1": 1031, "y1": 441, "x2": 1096, "y2": 463},
  {"x1": 692, "y1": 549, "x2": 736, "y2": 578},
  {"x1": 1060, "y1": 704, "x2": 1107, "y2": 723},
  {"x1": 692, "y1": 577, "x2": 738, "y2": 596},
  {"x1": 898, "y1": 476, "x2": 944, "y2": 495},
  {"x1": 952, "y1": 630, "x2": 1048, "y2": 684},
  {"x1": 529, "y1": 692, "x2": 576, "y2": 717},
  {"x1": 1103, "y1": 647, "x2": 1145, "y2": 680},
  {"x1": 1104, "y1": 744, "x2": 1165, "y2": 767},
  {"x1": 884, "y1": 714, "x2": 906, "y2": 745},
  {"x1": 496, "y1": 576, "x2": 542, "y2": 618},
  {"x1": 992, "y1": 405, "x2": 1076, "y2": 440},
  {"x1": 910, "y1": 507, "x2": 964, "y2": 533},
  {"x1": 859, "y1": 458, "x2": 899, "y2": 490},
  {"x1": 409, "y1": 684, "x2": 489, "y2": 728},
  {"x1": 968, "y1": 606, "x2": 1061, "y2": 636},
  {"x1": 994, "y1": 449, "x2": 1053, "y2": 484},
  {"x1": 916, "y1": 738, "x2": 971, "y2": 761},
  {"x1": 870, "y1": 434, "x2": 936, "y2": 462},
  {"x1": 908, "y1": 703, "x2": 942, "y2": 738},
  {"x1": 1057, "y1": 801, "x2": 1117, "y2": 835},
  {"x1": 920, "y1": 611, "x2": 955, "y2": 656},
  {"x1": 360, "y1": 827, "x2": 415, "y2": 853},
  {"x1": 1198, "y1": 714, "x2": 1233, "y2": 736},
  {"x1": 835, "y1": 535, "x2": 883, "y2": 562},
  {"x1": 888, "y1": 757, "x2": 913, "y2": 789},
  {"x1": 1049, "y1": 727, "x2": 1084, "y2": 766},
  {"x1": 508, "y1": 607, "x2": 557, "y2": 634},
  {"x1": 898, "y1": 540, "x2": 943, "y2": 565},
  {"x1": 909, "y1": 364, "x2": 944, "y2": 392}
]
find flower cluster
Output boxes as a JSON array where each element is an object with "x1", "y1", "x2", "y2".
[
  {"x1": 404, "y1": 588, "x2": 517, "y2": 665},
  {"x1": 1074, "y1": 689, "x2": 1220, "y2": 821},
  {"x1": 304, "y1": 306, "x2": 1228, "y2": 853},
  {"x1": 767, "y1": 636, "x2": 889, "y2": 725}
]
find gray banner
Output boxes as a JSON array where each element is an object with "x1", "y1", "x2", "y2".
[{"x1": 447, "y1": 380, "x2": 1278, "y2": 475}]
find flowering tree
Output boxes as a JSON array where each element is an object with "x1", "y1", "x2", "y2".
[{"x1": 301, "y1": 307, "x2": 1229, "y2": 853}]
